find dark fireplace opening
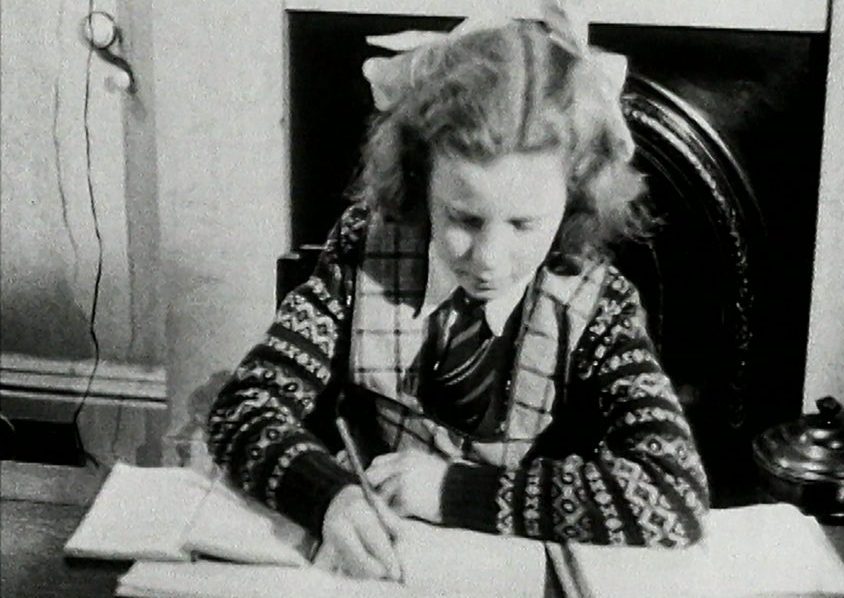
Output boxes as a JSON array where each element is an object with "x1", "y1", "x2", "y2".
[{"x1": 287, "y1": 11, "x2": 829, "y2": 506}]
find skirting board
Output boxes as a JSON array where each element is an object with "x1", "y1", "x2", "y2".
[
  {"x1": 0, "y1": 352, "x2": 166, "y2": 404},
  {"x1": 0, "y1": 398, "x2": 168, "y2": 503},
  {"x1": 1, "y1": 353, "x2": 169, "y2": 502}
]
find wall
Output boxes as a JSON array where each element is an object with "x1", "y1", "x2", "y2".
[
  {"x1": 148, "y1": 0, "x2": 288, "y2": 464},
  {"x1": 0, "y1": 0, "x2": 169, "y2": 475},
  {"x1": 1, "y1": 0, "x2": 289, "y2": 469},
  {"x1": 804, "y1": 0, "x2": 844, "y2": 412},
  {"x1": 0, "y1": 0, "x2": 146, "y2": 363}
]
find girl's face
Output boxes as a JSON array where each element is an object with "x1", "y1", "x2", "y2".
[{"x1": 428, "y1": 150, "x2": 568, "y2": 301}]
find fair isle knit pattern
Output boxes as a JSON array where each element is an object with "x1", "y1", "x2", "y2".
[{"x1": 207, "y1": 204, "x2": 710, "y2": 546}]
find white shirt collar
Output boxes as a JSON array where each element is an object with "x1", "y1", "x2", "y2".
[{"x1": 420, "y1": 244, "x2": 534, "y2": 336}]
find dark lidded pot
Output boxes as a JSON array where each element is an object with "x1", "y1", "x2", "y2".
[{"x1": 753, "y1": 396, "x2": 844, "y2": 524}]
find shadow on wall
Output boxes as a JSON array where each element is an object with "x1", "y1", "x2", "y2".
[
  {"x1": 0, "y1": 276, "x2": 94, "y2": 359},
  {"x1": 166, "y1": 369, "x2": 231, "y2": 468}
]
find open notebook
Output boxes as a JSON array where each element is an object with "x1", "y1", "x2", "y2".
[
  {"x1": 66, "y1": 463, "x2": 844, "y2": 598},
  {"x1": 65, "y1": 463, "x2": 548, "y2": 597},
  {"x1": 549, "y1": 503, "x2": 844, "y2": 598},
  {"x1": 114, "y1": 518, "x2": 549, "y2": 598},
  {"x1": 64, "y1": 462, "x2": 311, "y2": 565}
]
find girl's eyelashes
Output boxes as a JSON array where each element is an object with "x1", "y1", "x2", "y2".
[
  {"x1": 447, "y1": 208, "x2": 483, "y2": 229},
  {"x1": 444, "y1": 208, "x2": 540, "y2": 233},
  {"x1": 462, "y1": 216, "x2": 484, "y2": 229},
  {"x1": 510, "y1": 219, "x2": 538, "y2": 232}
]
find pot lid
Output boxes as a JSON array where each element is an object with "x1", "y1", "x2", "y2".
[{"x1": 753, "y1": 396, "x2": 844, "y2": 483}]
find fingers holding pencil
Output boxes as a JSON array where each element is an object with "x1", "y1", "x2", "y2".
[
  {"x1": 319, "y1": 485, "x2": 404, "y2": 580},
  {"x1": 366, "y1": 449, "x2": 448, "y2": 524},
  {"x1": 328, "y1": 417, "x2": 405, "y2": 582}
]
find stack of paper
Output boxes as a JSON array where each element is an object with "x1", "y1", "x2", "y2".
[{"x1": 550, "y1": 503, "x2": 844, "y2": 598}]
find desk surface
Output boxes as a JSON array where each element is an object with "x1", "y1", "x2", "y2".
[
  {"x1": 1, "y1": 500, "x2": 128, "y2": 598},
  {"x1": 2, "y1": 498, "x2": 843, "y2": 598}
]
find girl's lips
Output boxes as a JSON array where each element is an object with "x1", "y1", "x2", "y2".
[
  {"x1": 466, "y1": 276, "x2": 506, "y2": 295},
  {"x1": 472, "y1": 274, "x2": 503, "y2": 286},
  {"x1": 456, "y1": 269, "x2": 509, "y2": 294}
]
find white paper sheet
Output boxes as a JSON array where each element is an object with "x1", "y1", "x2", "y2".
[
  {"x1": 554, "y1": 503, "x2": 844, "y2": 598},
  {"x1": 116, "y1": 561, "x2": 411, "y2": 598},
  {"x1": 395, "y1": 518, "x2": 547, "y2": 597},
  {"x1": 116, "y1": 519, "x2": 549, "y2": 598},
  {"x1": 63, "y1": 462, "x2": 307, "y2": 566},
  {"x1": 64, "y1": 463, "x2": 200, "y2": 561},
  {"x1": 182, "y1": 475, "x2": 310, "y2": 566}
]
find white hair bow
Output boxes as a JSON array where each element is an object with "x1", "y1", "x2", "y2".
[{"x1": 361, "y1": 0, "x2": 628, "y2": 112}]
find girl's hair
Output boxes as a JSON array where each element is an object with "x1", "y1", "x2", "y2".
[{"x1": 350, "y1": 21, "x2": 649, "y2": 267}]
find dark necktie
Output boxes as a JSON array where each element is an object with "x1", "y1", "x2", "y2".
[{"x1": 426, "y1": 288, "x2": 497, "y2": 432}]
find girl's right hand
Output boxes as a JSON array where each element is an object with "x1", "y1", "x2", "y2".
[{"x1": 314, "y1": 484, "x2": 403, "y2": 581}]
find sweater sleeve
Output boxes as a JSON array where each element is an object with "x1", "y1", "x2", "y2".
[
  {"x1": 206, "y1": 203, "x2": 369, "y2": 537},
  {"x1": 439, "y1": 270, "x2": 710, "y2": 547}
]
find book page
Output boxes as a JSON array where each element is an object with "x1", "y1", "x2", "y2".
[
  {"x1": 116, "y1": 561, "x2": 414, "y2": 598},
  {"x1": 64, "y1": 462, "x2": 202, "y2": 561},
  {"x1": 65, "y1": 463, "x2": 312, "y2": 565},
  {"x1": 396, "y1": 519, "x2": 547, "y2": 598},
  {"x1": 69, "y1": 463, "x2": 549, "y2": 596},
  {"x1": 116, "y1": 515, "x2": 549, "y2": 598},
  {"x1": 553, "y1": 503, "x2": 844, "y2": 598},
  {"x1": 183, "y1": 475, "x2": 311, "y2": 565}
]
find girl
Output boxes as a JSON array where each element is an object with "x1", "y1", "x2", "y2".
[{"x1": 207, "y1": 3, "x2": 709, "y2": 581}]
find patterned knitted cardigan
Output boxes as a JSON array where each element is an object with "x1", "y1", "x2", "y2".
[{"x1": 207, "y1": 203, "x2": 710, "y2": 547}]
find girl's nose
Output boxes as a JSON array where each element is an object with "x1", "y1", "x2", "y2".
[{"x1": 471, "y1": 226, "x2": 507, "y2": 272}]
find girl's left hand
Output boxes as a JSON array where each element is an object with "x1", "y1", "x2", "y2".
[{"x1": 366, "y1": 450, "x2": 448, "y2": 523}]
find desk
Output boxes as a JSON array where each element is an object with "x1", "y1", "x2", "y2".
[
  {"x1": 0, "y1": 498, "x2": 563, "y2": 597},
  {"x1": 0, "y1": 500, "x2": 128, "y2": 598},
  {"x1": 2, "y1": 497, "x2": 843, "y2": 598}
]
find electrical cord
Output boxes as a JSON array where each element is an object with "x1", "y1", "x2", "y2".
[
  {"x1": 48, "y1": 3, "x2": 139, "y2": 468},
  {"x1": 71, "y1": 0, "x2": 106, "y2": 468}
]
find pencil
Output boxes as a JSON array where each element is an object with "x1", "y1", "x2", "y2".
[{"x1": 335, "y1": 416, "x2": 405, "y2": 583}]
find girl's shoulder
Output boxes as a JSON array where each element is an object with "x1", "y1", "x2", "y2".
[
  {"x1": 580, "y1": 263, "x2": 648, "y2": 336},
  {"x1": 571, "y1": 264, "x2": 654, "y2": 373},
  {"x1": 599, "y1": 264, "x2": 642, "y2": 308},
  {"x1": 325, "y1": 202, "x2": 371, "y2": 264},
  {"x1": 540, "y1": 259, "x2": 642, "y2": 317},
  {"x1": 536, "y1": 261, "x2": 642, "y2": 365}
]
